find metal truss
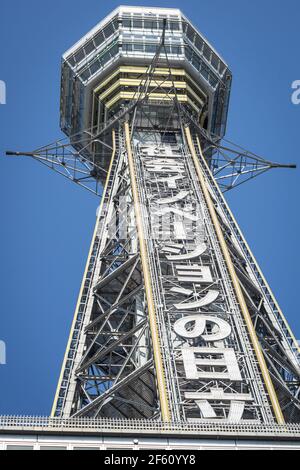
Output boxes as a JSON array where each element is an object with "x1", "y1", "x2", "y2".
[
  {"x1": 205, "y1": 140, "x2": 296, "y2": 192},
  {"x1": 6, "y1": 132, "x2": 113, "y2": 196},
  {"x1": 192, "y1": 134, "x2": 300, "y2": 422},
  {"x1": 53, "y1": 131, "x2": 159, "y2": 419},
  {"x1": 5, "y1": 18, "x2": 295, "y2": 196},
  {"x1": 5, "y1": 22, "x2": 300, "y2": 426},
  {"x1": 133, "y1": 140, "x2": 275, "y2": 423}
]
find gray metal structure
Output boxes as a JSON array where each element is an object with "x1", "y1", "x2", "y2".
[{"x1": 4, "y1": 6, "x2": 300, "y2": 445}]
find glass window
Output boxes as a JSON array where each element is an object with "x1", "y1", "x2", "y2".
[
  {"x1": 203, "y1": 44, "x2": 211, "y2": 61},
  {"x1": 40, "y1": 446, "x2": 67, "y2": 451},
  {"x1": 195, "y1": 35, "x2": 203, "y2": 52},
  {"x1": 6, "y1": 446, "x2": 34, "y2": 451},
  {"x1": 171, "y1": 45, "x2": 181, "y2": 55},
  {"x1": 103, "y1": 23, "x2": 114, "y2": 39},
  {"x1": 169, "y1": 21, "x2": 180, "y2": 31},
  {"x1": 211, "y1": 53, "x2": 220, "y2": 71},
  {"x1": 132, "y1": 19, "x2": 143, "y2": 29},
  {"x1": 81, "y1": 69, "x2": 91, "y2": 82},
  {"x1": 186, "y1": 24, "x2": 195, "y2": 43},
  {"x1": 94, "y1": 31, "x2": 105, "y2": 47},
  {"x1": 84, "y1": 41, "x2": 94, "y2": 56},
  {"x1": 201, "y1": 63, "x2": 209, "y2": 80},
  {"x1": 74, "y1": 49, "x2": 85, "y2": 63},
  {"x1": 73, "y1": 447, "x2": 100, "y2": 451},
  {"x1": 219, "y1": 62, "x2": 226, "y2": 75},
  {"x1": 192, "y1": 54, "x2": 201, "y2": 70},
  {"x1": 122, "y1": 19, "x2": 131, "y2": 28},
  {"x1": 145, "y1": 44, "x2": 157, "y2": 53},
  {"x1": 133, "y1": 44, "x2": 144, "y2": 52},
  {"x1": 123, "y1": 43, "x2": 133, "y2": 52},
  {"x1": 144, "y1": 20, "x2": 156, "y2": 30},
  {"x1": 67, "y1": 56, "x2": 76, "y2": 67}
]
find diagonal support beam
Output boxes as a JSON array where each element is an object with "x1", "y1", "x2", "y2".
[{"x1": 72, "y1": 359, "x2": 153, "y2": 417}]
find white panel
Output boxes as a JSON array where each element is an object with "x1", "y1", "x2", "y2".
[
  {"x1": 154, "y1": 175, "x2": 184, "y2": 189},
  {"x1": 174, "y1": 315, "x2": 231, "y2": 341},
  {"x1": 156, "y1": 190, "x2": 189, "y2": 205},
  {"x1": 185, "y1": 389, "x2": 252, "y2": 422},
  {"x1": 170, "y1": 287, "x2": 194, "y2": 296},
  {"x1": 176, "y1": 265, "x2": 213, "y2": 283},
  {"x1": 182, "y1": 347, "x2": 242, "y2": 381},
  {"x1": 166, "y1": 243, "x2": 207, "y2": 261},
  {"x1": 174, "y1": 289, "x2": 219, "y2": 310}
]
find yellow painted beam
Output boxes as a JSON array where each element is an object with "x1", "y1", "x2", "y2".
[
  {"x1": 99, "y1": 79, "x2": 187, "y2": 101},
  {"x1": 124, "y1": 121, "x2": 171, "y2": 422},
  {"x1": 51, "y1": 130, "x2": 117, "y2": 418},
  {"x1": 185, "y1": 126, "x2": 285, "y2": 425},
  {"x1": 106, "y1": 91, "x2": 189, "y2": 109},
  {"x1": 195, "y1": 137, "x2": 300, "y2": 356},
  {"x1": 94, "y1": 65, "x2": 189, "y2": 93}
]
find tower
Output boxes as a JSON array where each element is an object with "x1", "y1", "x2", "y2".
[{"x1": 4, "y1": 6, "x2": 300, "y2": 448}]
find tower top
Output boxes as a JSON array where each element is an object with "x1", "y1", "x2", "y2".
[{"x1": 60, "y1": 5, "x2": 232, "y2": 143}]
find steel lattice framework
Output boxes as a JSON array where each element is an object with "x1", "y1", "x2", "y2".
[{"x1": 5, "y1": 6, "x2": 300, "y2": 429}]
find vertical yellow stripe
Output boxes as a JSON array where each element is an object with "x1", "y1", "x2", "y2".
[
  {"x1": 185, "y1": 126, "x2": 285, "y2": 425},
  {"x1": 124, "y1": 122, "x2": 171, "y2": 422},
  {"x1": 196, "y1": 136, "x2": 300, "y2": 356}
]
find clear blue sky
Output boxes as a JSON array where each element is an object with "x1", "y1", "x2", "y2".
[{"x1": 0, "y1": 0, "x2": 299, "y2": 415}]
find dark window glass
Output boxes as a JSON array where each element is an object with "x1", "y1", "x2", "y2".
[
  {"x1": 144, "y1": 20, "x2": 156, "y2": 30},
  {"x1": 201, "y1": 63, "x2": 209, "y2": 80},
  {"x1": 90, "y1": 61, "x2": 100, "y2": 75},
  {"x1": 211, "y1": 53, "x2": 219, "y2": 71},
  {"x1": 145, "y1": 44, "x2": 157, "y2": 53},
  {"x1": 73, "y1": 448, "x2": 99, "y2": 451},
  {"x1": 74, "y1": 49, "x2": 85, "y2": 63},
  {"x1": 40, "y1": 447, "x2": 67, "y2": 451},
  {"x1": 103, "y1": 23, "x2": 114, "y2": 39},
  {"x1": 132, "y1": 19, "x2": 143, "y2": 28},
  {"x1": 171, "y1": 46, "x2": 181, "y2": 55},
  {"x1": 94, "y1": 31, "x2": 105, "y2": 47},
  {"x1": 7, "y1": 446, "x2": 34, "y2": 451},
  {"x1": 81, "y1": 69, "x2": 91, "y2": 81},
  {"x1": 122, "y1": 19, "x2": 131, "y2": 28},
  {"x1": 67, "y1": 56, "x2": 76, "y2": 67},
  {"x1": 186, "y1": 24, "x2": 195, "y2": 42},
  {"x1": 195, "y1": 35, "x2": 203, "y2": 52},
  {"x1": 203, "y1": 44, "x2": 211, "y2": 61},
  {"x1": 84, "y1": 41, "x2": 94, "y2": 56},
  {"x1": 192, "y1": 54, "x2": 201, "y2": 70},
  {"x1": 123, "y1": 43, "x2": 133, "y2": 52},
  {"x1": 170, "y1": 21, "x2": 180, "y2": 31},
  {"x1": 134, "y1": 43, "x2": 144, "y2": 51},
  {"x1": 219, "y1": 62, "x2": 226, "y2": 75},
  {"x1": 185, "y1": 46, "x2": 192, "y2": 61}
]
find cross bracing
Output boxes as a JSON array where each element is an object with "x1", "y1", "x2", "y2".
[{"x1": 4, "y1": 9, "x2": 300, "y2": 427}]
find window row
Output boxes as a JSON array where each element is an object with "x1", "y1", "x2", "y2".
[
  {"x1": 185, "y1": 45, "x2": 219, "y2": 89},
  {"x1": 122, "y1": 43, "x2": 182, "y2": 55},
  {"x1": 121, "y1": 17, "x2": 181, "y2": 32},
  {"x1": 182, "y1": 21, "x2": 226, "y2": 76},
  {"x1": 67, "y1": 16, "x2": 119, "y2": 67},
  {"x1": 79, "y1": 43, "x2": 120, "y2": 82}
]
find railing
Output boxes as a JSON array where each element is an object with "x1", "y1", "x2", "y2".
[{"x1": 0, "y1": 416, "x2": 300, "y2": 438}]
